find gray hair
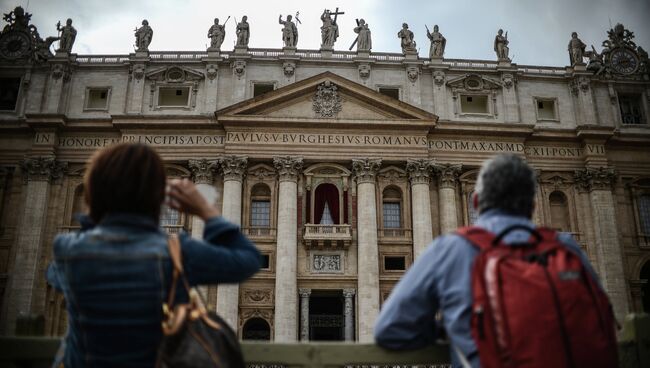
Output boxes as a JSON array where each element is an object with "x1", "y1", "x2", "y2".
[{"x1": 475, "y1": 154, "x2": 536, "y2": 217}]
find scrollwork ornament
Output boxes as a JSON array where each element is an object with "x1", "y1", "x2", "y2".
[
  {"x1": 433, "y1": 70, "x2": 445, "y2": 86},
  {"x1": 406, "y1": 65, "x2": 420, "y2": 83},
  {"x1": 283, "y1": 61, "x2": 296, "y2": 77},
  {"x1": 206, "y1": 64, "x2": 218, "y2": 80},
  {"x1": 501, "y1": 73, "x2": 515, "y2": 90},
  {"x1": 231, "y1": 59, "x2": 246, "y2": 79},
  {"x1": 358, "y1": 63, "x2": 371, "y2": 80}
]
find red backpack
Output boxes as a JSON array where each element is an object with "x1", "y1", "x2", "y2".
[{"x1": 457, "y1": 224, "x2": 618, "y2": 368}]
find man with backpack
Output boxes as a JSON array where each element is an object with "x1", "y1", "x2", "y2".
[{"x1": 374, "y1": 154, "x2": 618, "y2": 368}]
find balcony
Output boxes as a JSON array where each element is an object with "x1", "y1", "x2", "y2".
[
  {"x1": 242, "y1": 227, "x2": 277, "y2": 239},
  {"x1": 378, "y1": 228, "x2": 412, "y2": 244},
  {"x1": 303, "y1": 224, "x2": 352, "y2": 249},
  {"x1": 0, "y1": 313, "x2": 648, "y2": 368}
]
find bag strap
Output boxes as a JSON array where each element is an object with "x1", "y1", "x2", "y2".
[
  {"x1": 457, "y1": 225, "x2": 554, "y2": 251},
  {"x1": 165, "y1": 234, "x2": 192, "y2": 308},
  {"x1": 456, "y1": 226, "x2": 500, "y2": 251}
]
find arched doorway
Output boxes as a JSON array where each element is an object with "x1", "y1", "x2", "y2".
[{"x1": 242, "y1": 317, "x2": 271, "y2": 340}]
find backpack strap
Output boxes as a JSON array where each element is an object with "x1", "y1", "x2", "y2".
[
  {"x1": 457, "y1": 224, "x2": 550, "y2": 251},
  {"x1": 165, "y1": 234, "x2": 191, "y2": 308},
  {"x1": 456, "y1": 226, "x2": 500, "y2": 251}
]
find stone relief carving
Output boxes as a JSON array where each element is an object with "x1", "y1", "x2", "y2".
[
  {"x1": 56, "y1": 18, "x2": 76, "y2": 53},
  {"x1": 283, "y1": 61, "x2": 296, "y2": 77},
  {"x1": 231, "y1": 59, "x2": 246, "y2": 79},
  {"x1": 406, "y1": 159, "x2": 434, "y2": 185},
  {"x1": 273, "y1": 156, "x2": 303, "y2": 181},
  {"x1": 569, "y1": 76, "x2": 591, "y2": 95},
  {"x1": 21, "y1": 157, "x2": 67, "y2": 182},
  {"x1": 447, "y1": 74, "x2": 502, "y2": 92},
  {"x1": 147, "y1": 66, "x2": 205, "y2": 83},
  {"x1": 352, "y1": 158, "x2": 381, "y2": 183},
  {"x1": 134, "y1": 20, "x2": 153, "y2": 52},
  {"x1": 51, "y1": 63, "x2": 70, "y2": 82},
  {"x1": 188, "y1": 159, "x2": 218, "y2": 184},
  {"x1": 501, "y1": 73, "x2": 515, "y2": 89},
  {"x1": 406, "y1": 65, "x2": 420, "y2": 83},
  {"x1": 240, "y1": 309, "x2": 273, "y2": 325},
  {"x1": 358, "y1": 63, "x2": 371, "y2": 80},
  {"x1": 131, "y1": 64, "x2": 145, "y2": 80},
  {"x1": 426, "y1": 24, "x2": 446, "y2": 59},
  {"x1": 219, "y1": 155, "x2": 248, "y2": 181},
  {"x1": 248, "y1": 165, "x2": 276, "y2": 180},
  {"x1": 205, "y1": 64, "x2": 218, "y2": 80},
  {"x1": 434, "y1": 163, "x2": 462, "y2": 189},
  {"x1": 312, "y1": 254, "x2": 341, "y2": 272},
  {"x1": 574, "y1": 167, "x2": 617, "y2": 192},
  {"x1": 312, "y1": 81, "x2": 342, "y2": 118},
  {"x1": 494, "y1": 29, "x2": 510, "y2": 61},
  {"x1": 235, "y1": 16, "x2": 249, "y2": 47},
  {"x1": 241, "y1": 288, "x2": 273, "y2": 305},
  {"x1": 433, "y1": 70, "x2": 445, "y2": 86},
  {"x1": 207, "y1": 17, "x2": 226, "y2": 51},
  {"x1": 377, "y1": 167, "x2": 407, "y2": 185}
]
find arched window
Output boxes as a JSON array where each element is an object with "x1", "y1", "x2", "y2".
[
  {"x1": 242, "y1": 317, "x2": 271, "y2": 340},
  {"x1": 70, "y1": 184, "x2": 86, "y2": 227},
  {"x1": 641, "y1": 261, "x2": 650, "y2": 313},
  {"x1": 250, "y1": 183, "x2": 271, "y2": 228},
  {"x1": 382, "y1": 187, "x2": 402, "y2": 229},
  {"x1": 549, "y1": 191, "x2": 570, "y2": 232},
  {"x1": 314, "y1": 183, "x2": 340, "y2": 225}
]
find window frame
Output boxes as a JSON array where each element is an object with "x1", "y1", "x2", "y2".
[
  {"x1": 380, "y1": 252, "x2": 412, "y2": 274},
  {"x1": 0, "y1": 76, "x2": 23, "y2": 113},
  {"x1": 250, "y1": 199, "x2": 271, "y2": 228},
  {"x1": 83, "y1": 86, "x2": 112, "y2": 112},
  {"x1": 377, "y1": 85, "x2": 401, "y2": 100},
  {"x1": 533, "y1": 97, "x2": 559, "y2": 122},
  {"x1": 618, "y1": 93, "x2": 647, "y2": 126},
  {"x1": 250, "y1": 81, "x2": 277, "y2": 98},
  {"x1": 155, "y1": 85, "x2": 192, "y2": 109},
  {"x1": 459, "y1": 93, "x2": 492, "y2": 116}
]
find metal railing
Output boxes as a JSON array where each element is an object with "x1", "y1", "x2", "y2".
[{"x1": 1, "y1": 313, "x2": 648, "y2": 368}]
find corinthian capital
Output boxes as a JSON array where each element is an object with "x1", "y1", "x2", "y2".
[
  {"x1": 188, "y1": 159, "x2": 218, "y2": 184},
  {"x1": 352, "y1": 158, "x2": 382, "y2": 184},
  {"x1": 406, "y1": 158, "x2": 434, "y2": 185},
  {"x1": 574, "y1": 167, "x2": 617, "y2": 192},
  {"x1": 21, "y1": 157, "x2": 67, "y2": 182},
  {"x1": 219, "y1": 156, "x2": 248, "y2": 182},
  {"x1": 433, "y1": 163, "x2": 462, "y2": 189},
  {"x1": 273, "y1": 156, "x2": 303, "y2": 182}
]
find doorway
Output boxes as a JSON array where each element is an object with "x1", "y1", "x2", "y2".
[{"x1": 309, "y1": 291, "x2": 344, "y2": 341}]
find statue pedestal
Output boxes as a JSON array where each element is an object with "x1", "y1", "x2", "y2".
[
  {"x1": 356, "y1": 50, "x2": 371, "y2": 59},
  {"x1": 572, "y1": 64, "x2": 587, "y2": 72},
  {"x1": 207, "y1": 48, "x2": 221, "y2": 58},
  {"x1": 429, "y1": 57, "x2": 444, "y2": 65},
  {"x1": 497, "y1": 59, "x2": 512, "y2": 67},
  {"x1": 234, "y1": 46, "x2": 248, "y2": 55},
  {"x1": 283, "y1": 47, "x2": 297, "y2": 56},
  {"x1": 320, "y1": 48, "x2": 333, "y2": 58},
  {"x1": 404, "y1": 50, "x2": 418, "y2": 61},
  {"x1": 134, "y1": 51, "x2": 149, "y2": 59}
]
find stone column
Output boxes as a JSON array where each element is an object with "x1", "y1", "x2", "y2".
[
  {"x1": 434, "y1": 164, "x2": 462, "y2": 234},
  {"x1": 215, "y1": 156, "x2": 247, "y2": 331},
  {"x1": 188, "y1": 159, "x2": 219, "y2": 298},
  {"x1": 352, "y1": 158, "x2": 381, "y2": 342},
  {"x1": 1, "y1": 157, "x2": 66, "y2": 334},
  {"x1": 273, "y1": 156, "x2": 303, "y2": 342},
  {"x1": 406, "y1": 159, "x2": 434, "y2": 259},
  {"x1": 574, "y1": 167, "x2": 629, "y2": 321},
  {"x1": 299, "y1": 288, "x2": 311, "y2": 341},
  {"x1": 342, "y1": 288, "x2": 356, "y2": 341}
]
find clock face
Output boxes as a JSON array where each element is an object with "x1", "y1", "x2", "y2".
[
  {"x1": 0, "y1": 31, "x2": 31, "y2": 60},
  {"x1": 610, "y1": 48, "x2": 639, "y2": 75}
]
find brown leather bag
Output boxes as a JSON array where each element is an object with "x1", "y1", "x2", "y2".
[{"x1": 156, "y1": 235, "x2": 245, "y2": 368}]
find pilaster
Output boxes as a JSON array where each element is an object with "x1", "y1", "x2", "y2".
[
  {"x1": 342, "y1": 288, "x2": 356, "y2": 341},
  {"x1": 406, "y1": 159, "x2": 434, "y2": 258},
  {"x1": 299, "y1": 288, "x2": 311, "y2": 341},
  {"x1": 434, "y1": 163, "x2": 462, "y2": 234},
  {"x1": 127, "y1": 53, "x2": 150, "y2": 114},
  {"x1": 44, "y1": 53, "x2": 73, "y2": 114}
]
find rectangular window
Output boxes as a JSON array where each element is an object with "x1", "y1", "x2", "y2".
[
  {"x1": 378, "y1": 88, "x2": 400, "y2": 100},
  {"x1": 383, "y1": 202, "x2": 401, "y2": 229},
  {"x1": 0, "y1": 77, "x2": 21, "y2": 111},
  {"x1": 640, "y1": 195, "x2": 650, "y2": 234},
  {"x1": 536, "y1": 99, "x2": 557, "y2": 120},
  {"x1": 619, "y1": 94, "x2": 644, "y2": 125},
  {"x1": 85, "y1": 88, "x2": 110, "y2": 110},
  {"x1": 384, "y1": 256, "x2": 406, "y2": 271},
  {"x1": 261, "y1": 254, "x2": 271, "y2": 270},
  {"x1": 250, "y1": 200, "x2": 271, "y2": 227},
  {"x1": 253, "y1": 83, "x2": 275, "y2": 97},
  {"x1": 460, "y1": 95, "x2": 488, "y2": 114},
  {"x1": 158, "y1": 87, "x2": 190, "y2": 107}
]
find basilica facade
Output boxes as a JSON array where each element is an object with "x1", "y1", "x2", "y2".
[{"x1": 1, "y1": 7, "x2": 650, "y2": 342}]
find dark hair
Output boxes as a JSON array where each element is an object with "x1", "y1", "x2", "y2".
[
  {"x1": 475, "y1": 153, "x2": 537, "y2": 217},
  {"x1": 84, "y1": 143, "x2": 166, "y2": 223}
]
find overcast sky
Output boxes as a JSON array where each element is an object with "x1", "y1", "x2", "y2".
[{"x1": 4, "y1": 0, "x2": 649, "y2": 66}]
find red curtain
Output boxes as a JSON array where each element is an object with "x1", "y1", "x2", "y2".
[{"x1": 314, "y1": 183, "x2": 340, "y2": 224}]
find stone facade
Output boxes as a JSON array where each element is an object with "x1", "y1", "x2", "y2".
[{"x1": 1, "y1": 13, "x2": 650, "y2": 340}]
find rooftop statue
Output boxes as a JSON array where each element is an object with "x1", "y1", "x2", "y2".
[
  {"x1": 0, "y1": 6, "x2": 59, "y2": 62},
  {"x1": 208, "y1": 17, "x2": 227, "y2": 51},
  {"x1": 134, "y1": 20, "x2": 153, "y2": 52},
  {"x1": 320, "y1": 8, "x2": 343, "y2": 49},
  {"x1": 235, "y1": 16, "x2": 250, "y2": 47},
  {"x1": 56, "y1": 18, "x2": 77, "y2": 53},
  {"x1": 494, "y1": 28, "x2": 510, "y2": 61},
  {"x1": 568, "y1": 32, "x2": 586, "y2": 66},
  {"x1": 279, "y1": 14, "x2": 298, "y2": 48},
  {"x1": 398, "y1": 23, "x2": 416, "y2": 54},
  {"x1": 426, "y1": 24, "x2": 446, "y2": 59},
  {"x1": 350, "y1": 18, "x2": 371, "y2": 52}
]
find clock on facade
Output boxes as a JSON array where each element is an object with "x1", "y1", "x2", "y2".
[
  {"x1": 0, "y1": 30, "x2": 31, "y2": 59},
  {"x1": 610, "y1": 47, "x2": 639, "y2": 75}
]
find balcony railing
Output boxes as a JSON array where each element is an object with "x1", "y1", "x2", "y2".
[
  {"x1": 1, "y1": 313, "x2": 648, "y2": 368},
  {"x1": 242, "y1": 227, "x2": 277, "y2": 238},
  {"x1": 303, "y1": 224, "x2": 352, "y2": 249},
  {"x1": 378, "y1": 228, "x2": 412, "y2": 242}
]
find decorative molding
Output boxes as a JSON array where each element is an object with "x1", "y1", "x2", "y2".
[
  {"x1": 241, "y1": 288, "x2": 274, "y2": 305},
  {"x1": 248, "y1": 164, "x2": 276, "y2": 180},
  {"x1": 206, "y1": 64, "x2": 218, "y2": 80},
  {"x1": 501, "y1": 73, "x2": 515, "y2": 90},
  {"x1": 352, "y1": 158, "x2": 382, "y2": 184},
  {"x1": 574, "y1": 167, "x2": 617, "y2": 192},
  {"x1": 446, "y1": 73, "x2": 502, "y2": 91},
  {"x1": 312, "y1": 254, "x2": 342, "y2": 273},
  {"x1": 240, "y1": 309, "x2": 274, "y2": 326},
  {"x1": 312, "y1": 81, "x2": 342, "y2": 118},
  {"x1": 188, "y1": 159, "x2": 218, "y2": 184},
  {"x1": 358, "y1": 63, "x2": 371, "y2": 80},
  {"x1": 433, "y1": 163, "x2": 462, "y2": 189},
  {"x1": 298, "y1": 288, "x2": 312, "y2": 298},
  {"x1": 406, "y1": 159, "x2": 434, "y2": 185},
  {"x1": 273, "y1": 156, "x2": 303, "y2": 182},
  {"x1": 131, "y1": 64, "x2": 145, "y2": 80},
  {"x1": 342, "y1": 288, "x2": 356, "y2": 298},
  {"x1": 569, "y1": 76, "x2": 590, "y2": 96},
  {"x1": 406, "y1": 65, "x2": 420, "y2": 83},
  {"x1": 283, "y1": 61, "x2": 296, "y2": 77},
  {"x1": 51, "y1": 63, "x2": 71, "y2": 82},
  {"x1": 231, "y1": 59, "x2": 246, "y2": 79},
  {"x1": 146, "y1": 66, "x2": 205, "y2": 83},
  {"x1": 433, "y1": 70, "x2": 445, "y2": 86},
  {"x1": 219, "y1": 155, "x2": 248, "y2": 181},
  {"x1": 21, "y1": 157, "x2": 67, "y2": 182}
]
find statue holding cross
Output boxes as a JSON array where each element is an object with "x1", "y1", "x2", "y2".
[{"x1": 320, "y1": 8, "x2": 343, "y2": 49}]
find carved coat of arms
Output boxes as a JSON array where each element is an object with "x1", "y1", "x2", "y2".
[{"x1": 312, "y1": 81, "x2": 342, "y2": 117}]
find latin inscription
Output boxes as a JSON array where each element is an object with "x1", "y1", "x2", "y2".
[{"x1": 227, "y1": 132, "x2": 428, "y2": 146}]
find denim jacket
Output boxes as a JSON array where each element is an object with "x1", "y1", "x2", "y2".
[{"x1": 46, "y1": 213, "x2": 261, "y2": 368}]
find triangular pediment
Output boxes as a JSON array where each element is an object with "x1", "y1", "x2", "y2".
[
  {"x1": 216, "y1": 72, "x2": 437, "y2": 124},
  {"x1": 446, "y1": 73, "x2": 502, "y2": 91},
  {"x1": 146, "y1": 66, "x2": 205, "y2": 82}
]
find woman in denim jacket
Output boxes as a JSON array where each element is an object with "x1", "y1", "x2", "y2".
[{"x1": 46, "y1": 143, "x2": 261, "y2": 367}]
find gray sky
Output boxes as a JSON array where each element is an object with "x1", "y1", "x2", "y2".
[{"x1": 4, "y1": 0, "x2": 649, "y2": 66}]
